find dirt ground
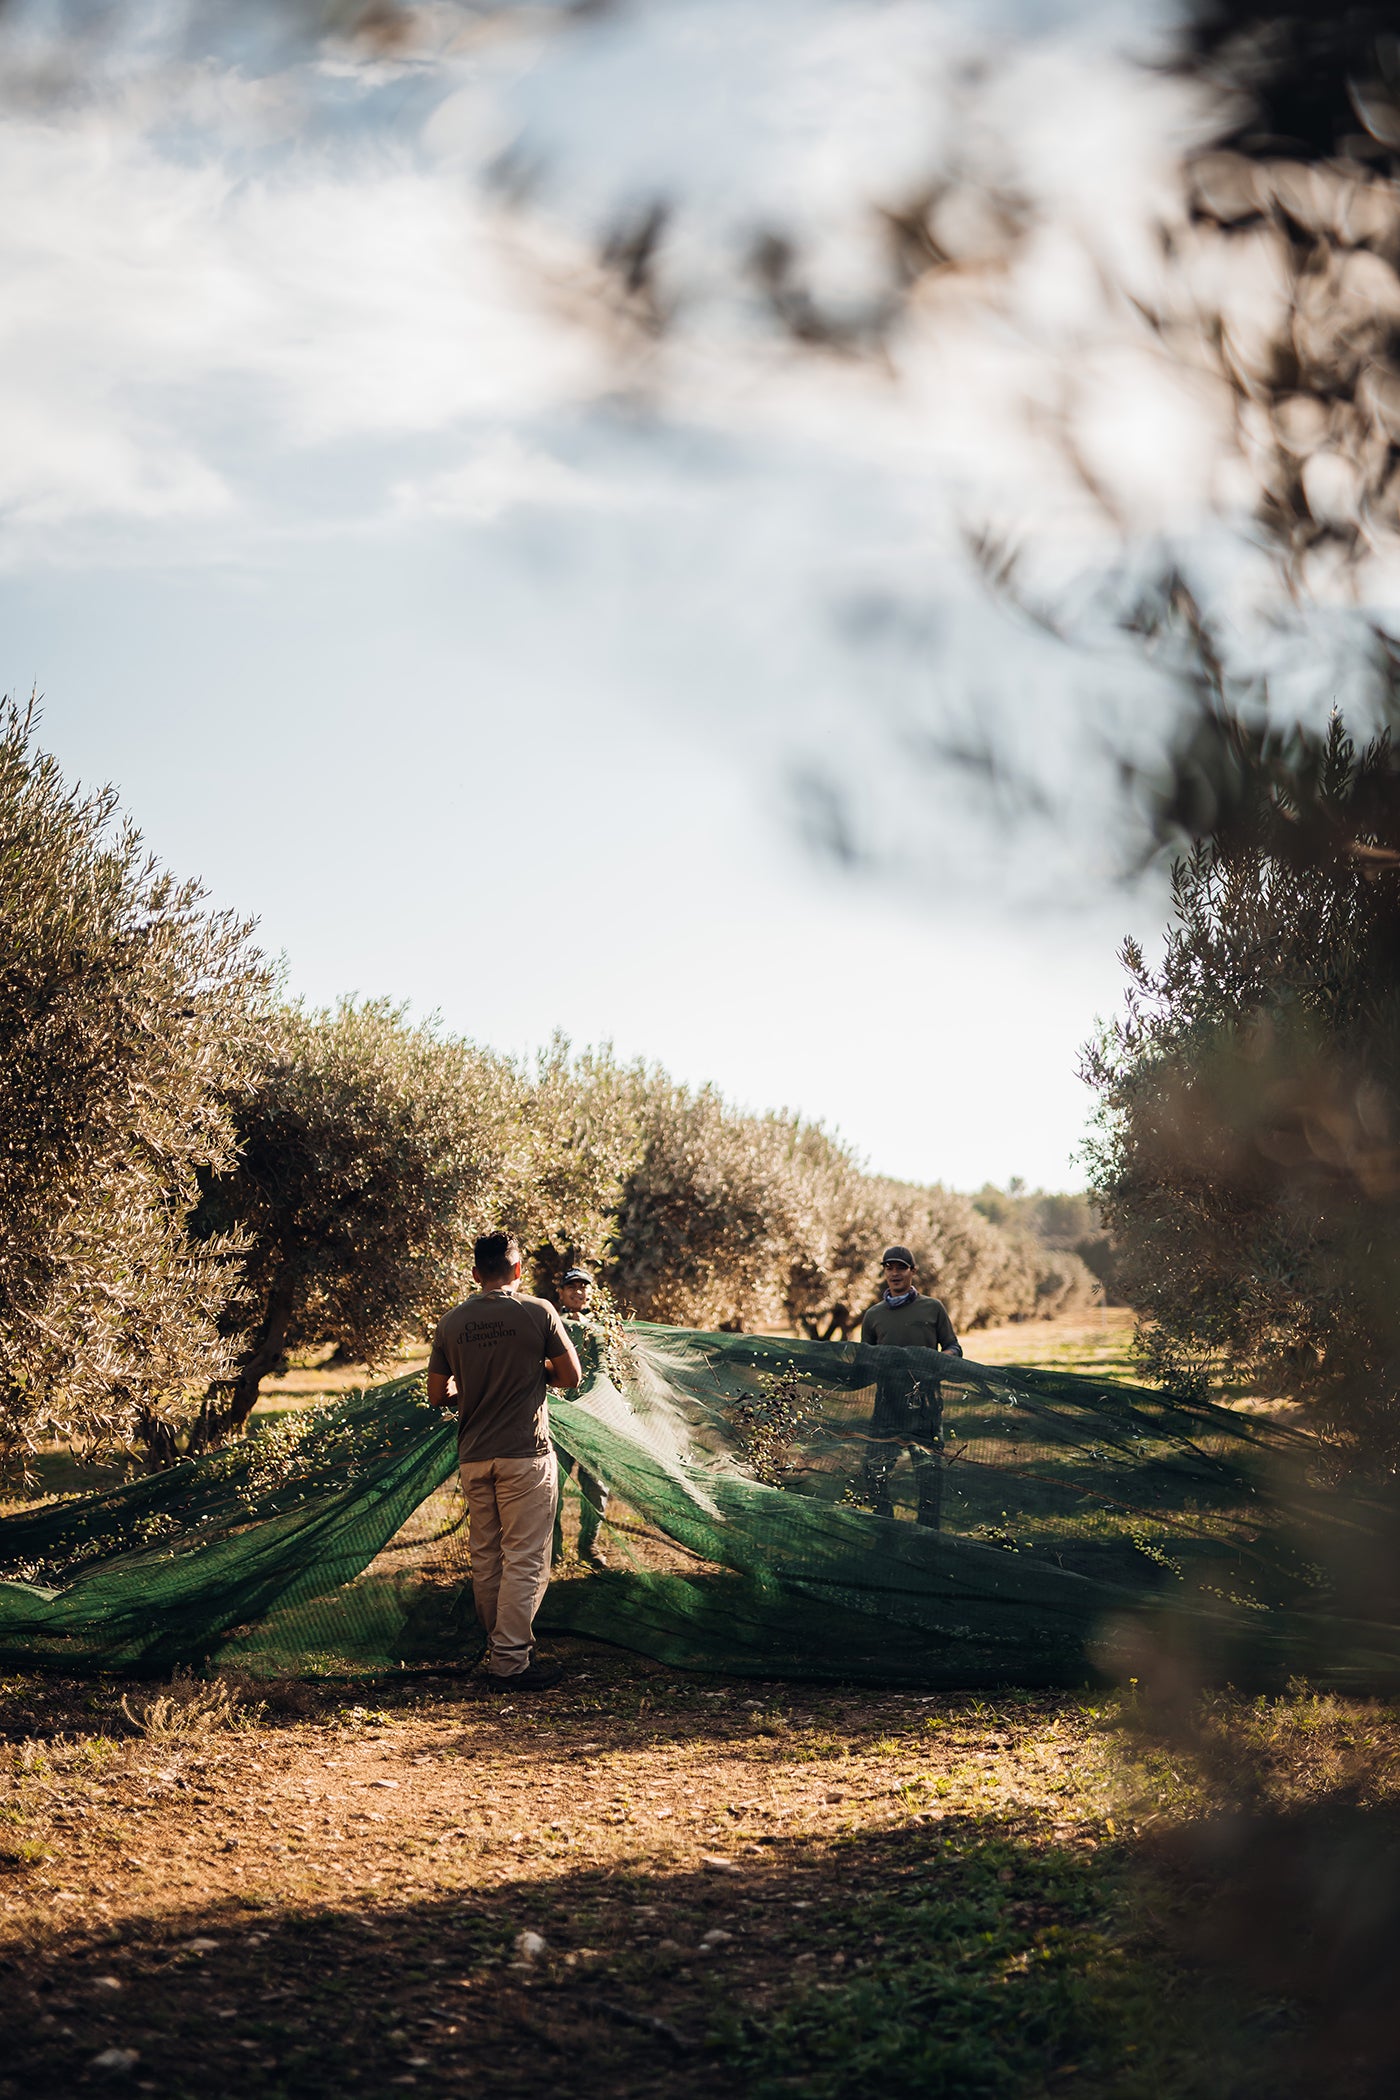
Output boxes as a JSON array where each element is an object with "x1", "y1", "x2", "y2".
[
  {"x1": 9, "y1": 1644, "x2": 1385, "y2": 2100},
  {"x1": 1, "y1": 1651, "x2": 1237, "y2": 2100}
]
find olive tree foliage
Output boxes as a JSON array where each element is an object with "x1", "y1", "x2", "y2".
[
  {"x1": 804, "y1": 1154, "x2": 1095, "y2": 1337},
  {"x1": 187, "y1": 997, "x2": 519, "y2": 1448},
  {"x1": 0, "y1": 697, "x2": 271, "y2": 1472},
  {"x1": 1111, "y1": 7, "x2": 1400, "y2": 602},
  {"x1": 1083, "y1": 704, "x2": 1400, "y2": 1461},
  {"x1": 188, "y1": 1017, "x2": 1092, "y2": 1431},
  {"x1": 975, "y1": 1183, "x2": 1122, "y2": 1305},
  {"x1": 507, "y1": 1038, "x2": 652, "y2": 1296},
  {"x1": 603, "y1": 1080, "x2": 1095, "y2": 1337},
  {"x1": 604, "y1": 1085, "x2": 830, "y2": 1334},
  {"x1": 863, "y1": 1180, "x2": 1096, "y2": 1331}
]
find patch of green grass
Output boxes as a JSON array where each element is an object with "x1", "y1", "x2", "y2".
[
  {"x1": 786, "y1": 1732, "x2": 848, "y2": 1762},
  {"x1": 0, "y1": 1832, "x2": 50, "y2": 1867},
  {"x1": 716, "y1": 1826, "x2": 1273, "y2": 2100}
]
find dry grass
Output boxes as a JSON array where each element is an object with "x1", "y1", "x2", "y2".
[
  {"x1": 117, "y1": 1673, "x2": 264, "y2": 1744},
  {"x1": 963, "y1": 1308, "x2": 1138, "y2": 1376},
  {"x1": 1124, "y1": 1685, "x2": 1400, "y2": 1818},
  {"x1": 251, "y1": 1342, "x2": 429, "y2": 1417}
]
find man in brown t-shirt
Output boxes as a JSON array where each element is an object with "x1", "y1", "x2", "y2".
[{"x1": 427, "y1": 1232, "x2": 581, "y2": 1690}]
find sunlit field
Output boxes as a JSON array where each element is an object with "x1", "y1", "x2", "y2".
[
  {"x1": 962, "y1": 1309, "x2": 1139, "y2": 1380},
  {"x1": 245, "y1": 1313, "x2": 1143, "y2": 1423}
]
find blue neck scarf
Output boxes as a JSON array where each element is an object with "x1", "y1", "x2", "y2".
[{"x1": 884, "y1": 1286, "x2": 917, "y2": 1308}]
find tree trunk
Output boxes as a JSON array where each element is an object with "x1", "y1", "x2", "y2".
[
  {"x1": 189, "y1": 1269, "x2": 298, "y2": 1453},
  {"x1": 800, "y1": 1304, "x2": 854, "y2": 1342},
  {"x1": 134, "y1": 1406, "x2": 183, "y2": 1469}
]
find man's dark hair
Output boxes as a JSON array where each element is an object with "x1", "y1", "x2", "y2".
[{"x1": 474, "y1": 1231, "x2": 521, "y2": 1282}]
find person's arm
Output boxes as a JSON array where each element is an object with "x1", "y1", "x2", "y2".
[
  {"x1": 543, "y1": 1306, "x2": 583, "y2": 1390},
  {"x1": 859, "y1": 1305, "x2": 879, "y2": 1346},
  {"x1": 547, "y1": 1345, "x2": 583, "y2": 1391},
  {"x1": 426, "y1": 1326, "x2": 456, "y2": 1407},
  {"x1": 935, "y1": 1303, "x2": 963, "y2": 1358}
]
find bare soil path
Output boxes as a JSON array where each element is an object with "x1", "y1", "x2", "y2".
[{"x1": 1, "y1": 1647, "x2": 1296, "y2": 2100}]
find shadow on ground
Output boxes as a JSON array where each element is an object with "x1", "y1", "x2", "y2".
[
  {"x1": 15, "y1": 1648, "x2": 1393, "y2": 2098},
  {"x1": 2, "y1": 1770, "x2": 1292, "y2": 2099}
]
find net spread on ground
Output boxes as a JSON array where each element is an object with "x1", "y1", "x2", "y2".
[{"x1": 0, "y1": 1325, "x2": 1380, "y2": 1686}]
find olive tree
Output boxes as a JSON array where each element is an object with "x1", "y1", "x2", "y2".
[
  {"x1": 860, "y1": 1178, "x2": 1090, "y2": 1332},
  {"x1": 606, "y1": 1084, "x2": 834, "y2": 1333},
  {"x1": 604, "y1": 1071, "x2": 1094, "y2": 1337},
  {"x1": 0, "y1": 697, "x2": 270, "y2": 1473},
  {"x1": 188, "y1": 998, "x2": 517, "y2": 1445},
  {"x1": 1083, "y1": 703, "x2": 1400, "y2": 1460},
  {"x1": 503, "y1": 1037, "x2": 651, "y2": 1295}
]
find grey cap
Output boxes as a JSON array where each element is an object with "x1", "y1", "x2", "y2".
[
  {"x1": 562, "y1": 1268, "x2": 593, "y2": 1285},
  {"x1": 881, "y1": 1245, "x2": 916, "y2": 1269}
]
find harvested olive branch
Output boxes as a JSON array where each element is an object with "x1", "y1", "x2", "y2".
[{"x1": 730, "y1": 1365, "x2": 822, "y2": 1487}]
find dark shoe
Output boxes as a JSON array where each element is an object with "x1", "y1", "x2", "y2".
[
  {"x1": 481, "y1": 1661, "x2": 563, "y2": 1693},
  {"x1": 581, "y1": 1545, "x2": 609, "y2": 1570}
]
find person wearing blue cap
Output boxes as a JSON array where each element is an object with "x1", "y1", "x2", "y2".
[
  {"x1": 552, "y1": 1267, "x2": 611, "y2": 1568},
  {"x1": 859, "y1": 1246, "x2": 962, "y2": 1528}
]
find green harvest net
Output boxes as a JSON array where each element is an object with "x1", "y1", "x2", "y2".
[{"x1": 0, "y1": 1324, "x2": 1391, "y2": 1687}]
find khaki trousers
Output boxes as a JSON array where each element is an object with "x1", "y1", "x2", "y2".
[{"x1": 459, "y1": 1453, "x2": 558, "y2": 1678}]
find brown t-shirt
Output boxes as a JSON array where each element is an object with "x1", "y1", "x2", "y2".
[
  {"x1": 428, "y1": 1290, "x2": 574, "y2": 1462},
  {"x1": 859, "y1": 1293, "x2": 962, "y2": 1355}
]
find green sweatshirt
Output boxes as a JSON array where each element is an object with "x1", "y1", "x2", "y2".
[
  {"x1": 564, "y1": 1313, "x2": 603, "y2": 1382},
  {"x1": 859, "y1": 1293, "x2": 962, "y2": 1355}
]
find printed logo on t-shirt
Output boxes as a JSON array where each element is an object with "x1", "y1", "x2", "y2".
[{"x1": 469, "y1": 1320, "x2": 518, "y2": 1348}]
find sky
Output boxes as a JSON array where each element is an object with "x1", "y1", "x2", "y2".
[{"x1": 0, "y1": 0, "x2": 1270, "y2": 1191}]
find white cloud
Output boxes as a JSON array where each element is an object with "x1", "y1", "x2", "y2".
[
  {"x1": 387, "y1": 431, "x2": 630, "y2": 522},
  {"x1": 0, "y1": 97, "x2": 606, "y2": 533},
  {"x1": 0, "y1": 0, "x2": 1239, "y2": 1184},
  {"x1": 0, "y1": 0, "x2": 1362, "y2": 853},
  {"x1": 0, "y1": 0, "x2": 1235, "y2": 581},
  {"x1": 442, "y1": 0, "x2": 969, "y2": 316}
]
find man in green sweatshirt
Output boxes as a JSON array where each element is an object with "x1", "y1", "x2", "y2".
[{"x1": 859, "y1": 1245, "x2": 962, "y2": 1528}]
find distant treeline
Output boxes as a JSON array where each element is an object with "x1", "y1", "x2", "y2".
[
  {"x1": 551, "y1": 1064, "x2": 1101, "y2": 1344},
  {"x1": 172, "y1": 1006, "x2": 1103, "y2": 1454},
  {"x1": 0, "y1": 701, "x2": 1098, "y2": 1467},
  {"x1": 970, "y1": 1184, "x2": 1121, "y2": 1309}
]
